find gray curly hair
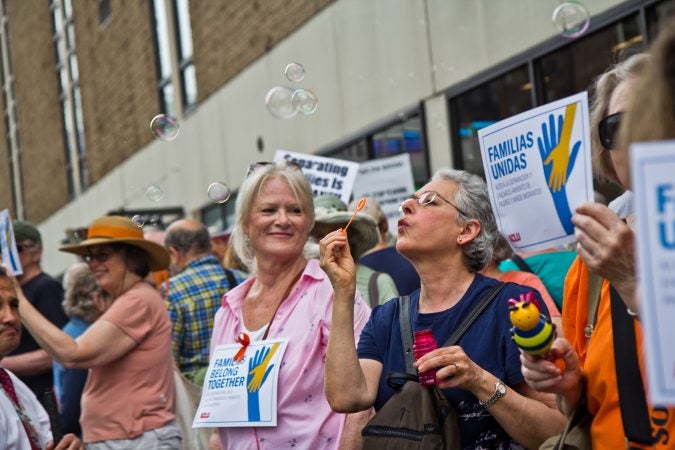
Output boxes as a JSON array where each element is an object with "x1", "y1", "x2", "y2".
[
  {"x1": 431, "y1": 168, "x2": 498, "y2": 272},
  {"x1": 62, "y1": 263, "x2": 106, "y2": 323}
]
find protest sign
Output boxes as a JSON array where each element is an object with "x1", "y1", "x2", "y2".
[
  {"x1": 0, "y1": 209, "x2": 22, "y2": 275},
  {"x1": 193, "y1": 338, "x2": 288, "y2": 427},
  {"x1": 274, "y1": 150, "x2": 359, "y2": 204},
  {"x1": 478, "y1": 92, "x2": 594, "y2": 251},
  {"x1": 352, "y1": 153, "x2": 415, "y2": 236},
  {"x1": 630, "y1": 140, "x2": 675, "y2": 405}
]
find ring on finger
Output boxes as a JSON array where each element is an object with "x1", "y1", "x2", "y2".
[{"x1": 452, "y1": 363, "x2": 459, "y2": 371}]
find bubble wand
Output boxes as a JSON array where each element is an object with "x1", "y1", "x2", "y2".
[{"x1": 341, "y1": 197, "x2": 366, "y2": 235}]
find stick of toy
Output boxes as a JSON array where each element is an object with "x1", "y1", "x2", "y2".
[{"x1": 341, "y1": 197, "x2": 366, "y2": 235}]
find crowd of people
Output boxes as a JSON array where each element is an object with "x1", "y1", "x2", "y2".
[{"x1": 1, "y1": 17, "x2": 674, "y2": 450}]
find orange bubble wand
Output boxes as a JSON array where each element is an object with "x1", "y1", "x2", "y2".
[{"x1": 341, "y1": 197, "x2": 366, "y2": 235}]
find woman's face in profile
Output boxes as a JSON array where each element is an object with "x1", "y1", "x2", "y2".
[{"x1": 246, "y1": 177, "x2": 310, "y2": 262}]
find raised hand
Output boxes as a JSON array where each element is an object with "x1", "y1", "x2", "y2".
[{"x1": 247, "y1": 344, "x2": 279, "y2": 393}]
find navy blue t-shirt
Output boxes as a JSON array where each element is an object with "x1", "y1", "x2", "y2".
[{"x1": 357, "y1": 273, "x2": 548, "y2": 449}]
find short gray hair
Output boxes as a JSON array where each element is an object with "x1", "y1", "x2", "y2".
[
  {"x1": 165, "y1": 224, "x2": 211, "y2": 254},
  {"x1": 431, "y1": 168, "x2": 497, "y2": 271},
  {"x1": 231, "y1": 160, "x2": 315, "y2": 271},
  {"x1": 62, "y1": 266, "x2": 106, "y2": 323}
]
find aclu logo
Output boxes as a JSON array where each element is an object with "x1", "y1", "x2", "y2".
[
  {"x1": 200, "y1": 412, "x2": 210, "y2": 419},
  {"x1": 508, "y1": 232, "x2": 522, "y2": 243}
]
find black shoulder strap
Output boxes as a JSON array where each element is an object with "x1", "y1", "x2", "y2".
[
  {"x1": 610, "y1": 286, "x2": 654, "y2": 446},
  {"x1": 369, "y1": 271, "x2": 381, "y2": 307},
  {"x1": 397, "y1": 295, "x2": 415, "y2": 374},
  {"x1": 442, "y1": 283, "x2": 506, "y2": 347},
  {"x1": 510, "y1": 254, "x2": 534, "y2": 274},
  {"x1": 224, "y1": 268, "x2": 239, "y2": 289}
]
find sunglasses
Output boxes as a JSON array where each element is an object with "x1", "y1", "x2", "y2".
[
  {"x1": 16, "y1": 242, "x2": 36, "y2": 253},
  {"x1": 598, "y1": 112, "x2": 623, "y2": 150},
  {"x1": 82, "y1": 251, "x2": 114, "y2": 264},
  {"x1": 246, "y1": 160, "x2": 303, "y2": 177}
]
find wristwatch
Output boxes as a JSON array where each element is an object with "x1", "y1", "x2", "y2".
[{"x1": 479, "y1": 380, "x2": 507, "y2": 409}]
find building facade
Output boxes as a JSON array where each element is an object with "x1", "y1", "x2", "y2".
[{"x1": 0, "y1": 0, "x2": 672, "y2": 274}]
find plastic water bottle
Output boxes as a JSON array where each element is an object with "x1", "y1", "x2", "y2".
[{"x1": 413, "y1": 329, "x2": 438, "y2": 386}]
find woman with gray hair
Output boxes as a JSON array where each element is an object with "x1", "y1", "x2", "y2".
[{"x1": 321, "y1": 168, "x2": 565, "y2": 448}]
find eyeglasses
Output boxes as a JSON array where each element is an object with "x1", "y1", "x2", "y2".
[
  {"x1": 399, "y1": 191, "x2": 468, "y2": 216},
  {"x1": 16, "y1": 242, "x2": 36, "y2": 253},
  {"x1": 598, "y1": 112, "x2": 623, "y2": 150},
  {"x1": 246, "y1": 160, "x2": 303, "y2": 177},
  {"x1": 82, "y1": 251, "x2": 114, "y2": 264}
]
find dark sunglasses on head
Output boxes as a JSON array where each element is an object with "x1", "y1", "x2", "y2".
[
  {"x1": 246, "y1": 160, "x2": 303, "y2": 177},
  {"x1": 598, "y1": 112, "x2": 623, "y2": 150}
]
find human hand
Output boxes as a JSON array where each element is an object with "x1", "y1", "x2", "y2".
[
  {"x1": 414, "y1": 346, "x2": 484, "y2": 392},
  {"x1": 46, "y1": 433, "x2": 85, "y2": 450},
  {"x1": 520, "y1": 338, "x2": 581, "y2": 397},
  {"x1": 319, "y1": 230, "x2": 357, "y2": 296},
  {"x1": 247, "y1": 343, "x2": 279, "y2": 393}
]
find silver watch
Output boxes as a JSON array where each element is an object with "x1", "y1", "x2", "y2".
[{"x1": 479, "y1": 380, "x2": 507, "y2": 409}]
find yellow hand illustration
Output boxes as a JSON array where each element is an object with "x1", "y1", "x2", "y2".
[
  {"x1": 247, "y1": 343, "x2": 280, "y2": 393},
  {"x1": 543, "y1": 103, "x2": 577, "y2": 192}
]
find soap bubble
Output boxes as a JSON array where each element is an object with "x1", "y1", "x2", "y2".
[
  {"x1": 265, "y1": 86, "x2": 298, "y2": 119},
  {"x1": 207, "y1": 182, "x2": 231, "y2": 204},
  {"x1": 150, "y1": 114, "x2": 180, "y2": 141},
  {"x1": 552, "y1": 2, "x2": 590, "y2": 38},
  {"x1": 131, "y1": 215, "x2": 145, "y2": 227},
  {"x1": 284, "y1": 62, "x2": 305, "y2": 82},
  {"x1": 291, "y1": 88, "x2": 318, "y2": 115},
  {"x1": 146, "y1": 185, "x2": 164, "y2": 202}
]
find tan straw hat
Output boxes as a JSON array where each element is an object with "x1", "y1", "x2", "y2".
[{"x1": 60, "y1": 216, "x2": 170, "y2": 271}]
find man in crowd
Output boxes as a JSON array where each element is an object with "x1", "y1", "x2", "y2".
[
  {"x1": 2, "y1": 221, "x2": 68, "y2": 401},
  {"x1": 164, "y1": 219, "x2": 244, "y2": 380},
  {"x1": 0, "y1": 267, "x2": 83, "y2": 449}
]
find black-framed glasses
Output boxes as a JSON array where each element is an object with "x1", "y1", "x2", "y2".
[
  {"x1": 399, "y1": 191, "x2": 468, "y2": 216},
  {"x1": 598, "y1": 112, "x2": 623, "y2": 150},
  {"x1": 246, "y1": 160, "x2": 303, "y2": 177},
  {"x1": 82, "y1": 251, "x2": 114, "y2": 264}
]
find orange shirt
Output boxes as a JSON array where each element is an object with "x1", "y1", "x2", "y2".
[{"x1": 563, "y1": 257, "x2": 675, "y2": 449}]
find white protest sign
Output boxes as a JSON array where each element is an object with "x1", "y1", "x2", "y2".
[
  {"x1": 0, "y1": 209, "x2": 22, "y2": 276},
  {"x1": 193, "y1": 338, "x2": 288, "y2": 427},
  {"x1": 274, "y1": 150, "x2": 360, "y2": 204},
  {"x1": 351, "y1": 153, "x2": 415, "y2": 236},
  {"x1": 478, "y1": 92, "x2": 594, "y2": 251},
  {"x1": 631, "y1": 140, "x2": 675, "y2": 405}
]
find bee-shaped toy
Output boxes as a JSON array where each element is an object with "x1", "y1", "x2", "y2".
[{"x1": 508, "y1": 292, "x2": 556, "y2": 356}]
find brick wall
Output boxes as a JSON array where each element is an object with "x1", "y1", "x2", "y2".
[
  {"x1": 72, "y1": 0, "x2": 159, "y2": 184},
  {"x1": 9, "y1": 0, "x2": 68, "y2": 223},
  {"x1": 191, "y1": 0, "x2": 335, "y2": 103}
]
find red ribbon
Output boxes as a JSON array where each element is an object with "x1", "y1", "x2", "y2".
[{"x1": 233, "y1": 332, "x2": 250, "y2": 363}]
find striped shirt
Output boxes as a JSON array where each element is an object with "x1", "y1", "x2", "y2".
[{"x1": 166, "y1": 255, "x2": 246, "y2": 375}]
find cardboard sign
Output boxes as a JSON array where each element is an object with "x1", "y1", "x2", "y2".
[
  {"x1": 0, "y1": 209, "x2": 22, "y2": 276},
  {"x1": 274, "y1": 150, "x2": 359, "y2": 204},
  {"x1": 478, "y1": 92, "x2": 594, "y2": 251},
  {"x1": 630, "y1": 140, "x2": 675, "y2": 405},
  {"x1": 193, "y1": 338, "x2": 288, "y2": 427},
  {"x1": 351, "y1": 153, "x2": 415, "y2": 236}
]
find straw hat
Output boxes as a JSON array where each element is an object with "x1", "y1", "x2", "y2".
[
  {"x1": 312, "y1": 195, "x2": 378, "y2": 259},
  {"x1": 60, "y1": 216, "x2": 170, "y2": 271}
]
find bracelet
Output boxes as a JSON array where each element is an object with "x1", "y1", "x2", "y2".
[{"x1": 626, "y1": 307, "x2": 639, "y2": 318}]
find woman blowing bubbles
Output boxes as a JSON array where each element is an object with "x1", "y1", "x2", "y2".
[{"x1": 320, "y1": 168, "x2": 565, "y2": 449}]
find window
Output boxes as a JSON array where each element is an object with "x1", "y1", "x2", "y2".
[
  {"x1": 201, "y1": 193, "x2": 238, "y2": 236},
  {"x1": 450, "y1": 66, "x2": 532, "y2": 177},
  {"x1": 151, "y1": 0, "x2": 197, "y2": 116},
  {"x1": 52, "y1": 0, "x2": 87, "y2": 199},
  {"x1": 97, "y1": 0, "x2": 111, "y2": 25},
  {"x1": 646, "y1": 0, "x2": 675, "y2": 41}
]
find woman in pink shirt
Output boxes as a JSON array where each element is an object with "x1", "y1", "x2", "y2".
[{"x1": 209, "y1": 160, "x2": 371, "y2": 449}]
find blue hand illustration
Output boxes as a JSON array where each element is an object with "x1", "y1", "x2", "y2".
[
  {"x1": 537, "y1": 107, "x2": 581, "y2": 235},
  {"x1": 246, "y1": 344, "x2": 279, "y2": 422}
]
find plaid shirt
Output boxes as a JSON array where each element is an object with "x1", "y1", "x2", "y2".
[{"x1": 166, "y1": 255, "x2": 246, "y2": 374}]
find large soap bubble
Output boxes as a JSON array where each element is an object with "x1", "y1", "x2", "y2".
[{"x1": 552, "y1": 2, "x2": 590, "y2": 39}]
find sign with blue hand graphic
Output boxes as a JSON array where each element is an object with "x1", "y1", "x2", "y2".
[
  {"x1": 193, "y1": 338, "x2": 288, "y2": 427},
  {"x1": 0, "y1": 209, "x2": 23, "y2": 276},
  {"x1": 478, "y1": 92, "x2": 594, "y2": 251},
  {"x1": 630, "y1": 140, "x2": 675, "y2": 405}
]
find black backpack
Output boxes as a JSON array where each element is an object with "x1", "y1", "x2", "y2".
[{"x1": 361, "y1": 284, "x2": 506, "y2": 450}]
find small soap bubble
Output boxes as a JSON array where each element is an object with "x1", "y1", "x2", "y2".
[
  {"x1": 284, "y1": 62, "x2": 305, "y2": 82},
  {"x1": 131, "y1": 215, "x2": 145, "y2": 227},
  {"x1": 150, "y1": 114, "x2": 180, "y2": 141},
  {"x1": 552, "y1": 1, "x2": 590, "y2": 38},
  {"x1": 265, "y1": 86, "x2": 298, "y2": 119},
  {"x1": 207, "y1": 182, "x2": 231, "y2": 204},
  {"x1": 291, "y1": 88, "x2": 318, "y2": 115},
  {"x1": 146, "y1": 185, "x2": 164, "y2": 202}
]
